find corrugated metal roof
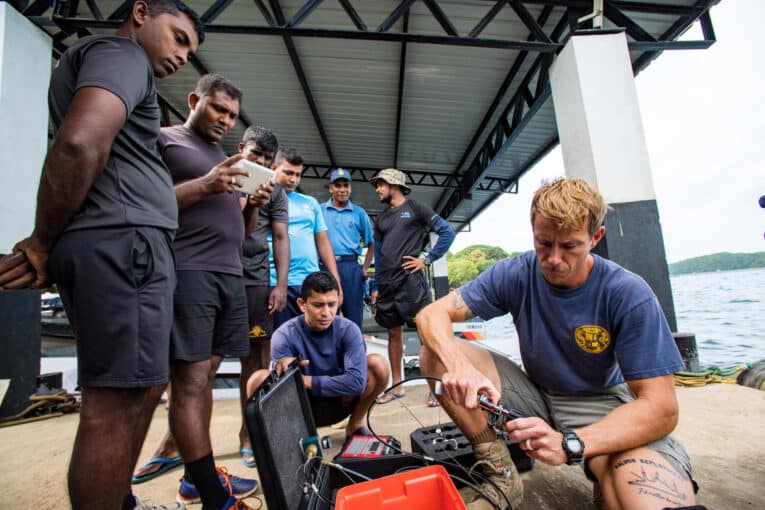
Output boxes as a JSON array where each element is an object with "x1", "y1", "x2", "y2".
[{"x1": 20, "y1": 0, "x2": 719, "y2": 228}]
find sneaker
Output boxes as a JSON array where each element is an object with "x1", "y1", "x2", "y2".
[
  {"x1": 221, "y1": 496, "x2": 255, "y2": 509},
  {"x1": 458, "y1": 438, "x2": 524, "y2": 509},
  {"x1": 133, "y1": 495, "x2": 185, "y2": 509},
  {"x1": 177, "y1": 467, "x2": 259, "y2": 504}
]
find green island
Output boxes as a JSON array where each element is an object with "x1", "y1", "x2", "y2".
[
  {"x1": 446, "y1": 247, "x2": 765, "y2": 284},
  {"x1": 668, "y1": 251, "x2": 765, "y2": 275}
]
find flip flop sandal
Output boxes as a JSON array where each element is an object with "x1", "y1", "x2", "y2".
[
  {"x1": 131, "y1": 456, "x2": 183, "y2": 484},
  {"x1": 239, "y1": 447, "x2": 257, "y2": 468},
  {"x1": 426, "y1": 392, "x2": 441, "y2": 407},
  {"x1": 375, "y1": 391, "x2": 406, "y2": 405}
]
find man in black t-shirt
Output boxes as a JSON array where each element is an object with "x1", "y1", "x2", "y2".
[
  {"x1": 370, "y1": 168, "x2": 455, "y2": 405},
  {"x1": 0, "y1": 2, "x2": 204, "y2": 509}
]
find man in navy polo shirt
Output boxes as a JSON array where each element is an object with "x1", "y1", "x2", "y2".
[{"x1": 320, "y1": 168, "x2": 374, "y2": 329}]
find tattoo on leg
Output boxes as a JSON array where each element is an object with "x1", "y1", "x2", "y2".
[
  {"x1": 452, "y1": 289, "x2": 475, "y2": 319},
  {"x1": 614, "y1": 456, "x2": 689, "y2": 506}
]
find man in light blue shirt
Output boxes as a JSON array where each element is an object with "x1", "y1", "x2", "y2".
[
  {"x1": 268, "y1": 148, "x2": 342, "y2": 328},
  {"x1": 320, "y1": 168, "x2": 374, "y2": 328}
]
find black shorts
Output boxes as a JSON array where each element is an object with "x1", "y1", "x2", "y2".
[
  {"x1": 171, "y1": 270, "x2": 249, "y2": 362},
  {"x1": 246, "y1": 285, "x2": 274, "y2": 343},
  {"x1": 307, "y1": 389, "x2": 357, "y2": 427},
  {"x1": 48, "y1": 226, "x2": 175, "y2": 388},
  {"x1": 374, "y1": 272, "x2": 431, "y2": 329}
]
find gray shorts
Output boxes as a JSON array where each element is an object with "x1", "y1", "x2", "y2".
[
  {"x1": 49, "y1": 226, "x2": 175, "y2": 388},
  {"x1": 489, "y1": 351, "x2": 693, "y2": 482},
  {"x1": 171, "y1": 270, "x2": 249, "y2": 361}
]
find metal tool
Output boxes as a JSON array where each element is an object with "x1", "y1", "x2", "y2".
[{"x1": 478, "y1": 394, "x2": 524, "y2": 429}]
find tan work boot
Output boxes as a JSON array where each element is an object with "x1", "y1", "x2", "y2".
[{"x1": 459, "y1": 438, "x2": 523, "y2": 509}]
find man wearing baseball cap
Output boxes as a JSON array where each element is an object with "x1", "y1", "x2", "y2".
[
  {"x1": 370, "y1": 168, "x2": 455, "y2": 405},
  {"x1": 320, "y1": 168, "x2": 375, "y2": 329}
]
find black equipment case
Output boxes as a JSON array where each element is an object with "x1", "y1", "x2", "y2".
[{"x1": 244, "y1": 362, "x2": 349, "y2": 509}]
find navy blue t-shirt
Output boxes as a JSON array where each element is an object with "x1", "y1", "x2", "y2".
[
  {"x1": 460, "y1": 251, "x2": 684, "y2": 393},
  {"x1": 271, "y1": 315, "x2": 367, "y2": 398}
]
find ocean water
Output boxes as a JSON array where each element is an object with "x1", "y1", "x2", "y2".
[{"x1": 483, "y1": 267, "x2": 765, "y2": 369}]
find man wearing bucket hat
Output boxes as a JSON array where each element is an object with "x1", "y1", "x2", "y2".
[
  {"x1": 370, "y1": 168, "x2": 455, "y2": 405},
  {"x1": 320, "y1": 168, "x2": 374, "y2": 329}
]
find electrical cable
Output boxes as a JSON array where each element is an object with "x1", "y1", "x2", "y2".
[{"x1": 365, "y1": 376, "x2": 513, "y2": 509}]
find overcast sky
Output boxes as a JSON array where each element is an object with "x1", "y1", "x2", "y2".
[{"x1": 451, "y1": 1, "x2": 764, "y2": 263}]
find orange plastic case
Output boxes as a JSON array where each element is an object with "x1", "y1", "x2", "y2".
[{"x1": 334, "y1": 465, "x2": 466, "y2": 510}]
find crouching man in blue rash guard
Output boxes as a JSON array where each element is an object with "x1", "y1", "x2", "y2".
[
  {"x1": 246, "y1": 272, "x2": 389, "y2": 439},
  {"x1": 417, "y1": 178, "x2": 698, "y2": 510}
]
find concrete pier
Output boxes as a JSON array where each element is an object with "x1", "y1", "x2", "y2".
[{"x1": 1, "y1": 383, "x2": 762, "y2": 508}]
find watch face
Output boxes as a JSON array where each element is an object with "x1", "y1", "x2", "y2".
[{"x1": 566, "y1": 438, "x2": 583, "y2": 454}]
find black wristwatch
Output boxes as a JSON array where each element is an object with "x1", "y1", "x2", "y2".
[{"x1": 560, "y1": 428, "x2": 585, "y2": 465}]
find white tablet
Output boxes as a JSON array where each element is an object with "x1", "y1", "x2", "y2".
[{"x1": 232, "y1": 159, "x2": 275, "y2": 196}]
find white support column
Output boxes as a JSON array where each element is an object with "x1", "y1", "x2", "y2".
[
  {"x1": 429, "y1": 232, "x2": 449, "y2": 300},
  {"x1": 550, "y1": 31, "x2": 677, "y2": 331},
  {"x1": 0, "y1": 4, "x2": 49, "y2": 418},
  {"x1": 0, "y1": 3, "x2": 52, "y2": 252}
]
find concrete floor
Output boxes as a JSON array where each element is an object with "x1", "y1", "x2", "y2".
[{"x1": 0, "y1": 383, "x2": 763, "y2": 509}]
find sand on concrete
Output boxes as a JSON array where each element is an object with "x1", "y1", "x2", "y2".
[{"x1": 1, "y1": 383, "x2": 763, "y2": 509}]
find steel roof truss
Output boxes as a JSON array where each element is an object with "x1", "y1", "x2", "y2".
[
  {"x1": 434, "y1": 4, "x2": 555, "y2": 214},
  {"x1": 22, "y1": 0, "x2": 53, "y2": 16},
  {"x1": 201, "y1": 0, "x2": 238, "y2": 24},
  {"x1": 287, "y1": 0, "x2": 324, "y2": 28},
  {"x1": 337, "y1": 0, "x2": 368, "y2": 31},
  {"x1": 421, "y1": 0, "x2": 459, "y2": 36},
  {"x1": 509, "y1": 0, "x2": 552, "y2": 43},
  {"x1": 253, "y1": 0, "x2": 277, "y2": 27},
  {"x1": 469, "y1": 0, "x2": 505, "y2": 38},
  {"x1": 269, "y1": 0, "x2": 336, "y2": 166},
  {"x1": 438, "y1": 11, "x2": 568, "y2": 220},
  {"x1": 84, "y1": 0, "x2": 102, "y2": 20},
  {"x1": 298, "y1": 165, "x2": 519, "y2": 192},
  {"x1": 393, "y1": 12, "x2": 410, "y2": 169}
]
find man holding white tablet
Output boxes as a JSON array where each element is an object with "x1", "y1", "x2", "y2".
[{"x1": 133, "y1": 74, "x2": 269, "y2": 509}]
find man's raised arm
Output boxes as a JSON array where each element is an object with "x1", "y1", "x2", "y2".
[{"x1": 417, "y1": 289, "x2": 501, "y2": 409}]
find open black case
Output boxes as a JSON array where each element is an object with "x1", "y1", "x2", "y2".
[{"x1": 244, "y1": 362, "x2": 353, "y2": 509}]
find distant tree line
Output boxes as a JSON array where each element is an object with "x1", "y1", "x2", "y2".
[
  {"x1": 445, "y1": 248, "x2": 765, "y2": 284},
  {"x1": 669, "y1": 251, "x2": 765, "y2": 275},
  {"x1": 446, "y1": 245, "x2": 520, "y2": 288}
]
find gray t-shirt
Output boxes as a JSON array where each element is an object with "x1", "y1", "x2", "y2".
[
  {"x1": 242, "y1": 184, "x2": 288, "y2": 285},
  {"x1": 49, "y1": 35, "x2": 177, "y2": 232},
  {"x1": 159, "y1": 125, "x2": 244, "y2": 275}
]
